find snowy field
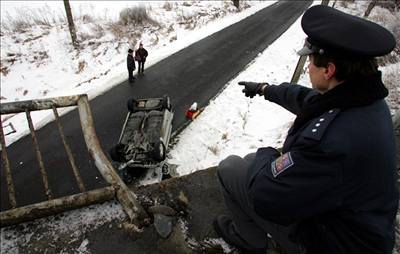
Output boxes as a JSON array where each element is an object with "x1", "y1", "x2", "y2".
[
  {"x1": 1, "y1": 1, "x2": 399, "y2": 253},
  {"x1": 0, "y1": 0, "x2": 273, "y2": 146}
]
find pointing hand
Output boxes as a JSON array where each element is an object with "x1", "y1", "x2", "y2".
[{"x1": 238, "y1": 81, "x2": 268, "y2": 98}]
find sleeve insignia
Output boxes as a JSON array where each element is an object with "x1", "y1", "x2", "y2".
[{"x1": 271, "y1": 152, "x2": 294, "y2": 178}]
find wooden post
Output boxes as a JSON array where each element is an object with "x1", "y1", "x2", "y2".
[
  {"x1": 364, "y1": 0, "x2": 377, "y2": 17},
  {"x1": 0, "y1": 187, "x2": 115, "y2": 227},
  {"x1": 290, "y1": 55, "x2": 307, "y2": 84},
  {"x1": 290, "y1": 0, "x2": 330, "y2": 84},
  {"x1": 232, "y1": 0, "x2": 239, "y2": 9},
  {"x1": 63, "y1": 0, "x2": 78, "y2": 48},
  {"x1": 321, "y1": 0, "x2": 330, "y2": 6},
  {"x1": 77, "y1": 95, "x2": 149, "y2": 227}
]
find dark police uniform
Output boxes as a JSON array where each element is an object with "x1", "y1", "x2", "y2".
[
  {"x1": 248, "y1": 83, "x2": 398, "y2": 253},
  {"x1": 217, "y1": 5, "x2": 398, "y2": 254}
]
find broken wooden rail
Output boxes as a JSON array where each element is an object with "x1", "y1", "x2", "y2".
[{"x1": 0, "y1": 94, "x2": 148, "y2": 227}]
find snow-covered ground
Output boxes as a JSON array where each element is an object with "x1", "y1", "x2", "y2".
[
  {"x1": 1, "y1": 1, "x2": 399, "y2": 253},
  {"x1": 0, "y1": 0, "x2": 273, "y2": 146},
  {"x1": 167, "y1": 1, "x2": 400, "y2": 175}
]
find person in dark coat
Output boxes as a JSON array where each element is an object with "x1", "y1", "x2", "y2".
[
  {"x1": 127, "y1": 48, "x2": 135, "y2": 83},
  {"x1": 214, "y1": 5, "x2": 398, "y2": 254},
  {"x1": 135, "y1": 43, "x2": 148, "y2": 75}
]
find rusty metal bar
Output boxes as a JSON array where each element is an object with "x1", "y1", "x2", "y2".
[
  {"x1": 52, "y1": 106, "x2": 86, "y2": 192},
  {"x1": 0, "y1": 118, "x2": 17, "y2": 208},
  {"x1": 0, "y1": 186, "x2": 115, "y2": 227},
  {"x1": 77, "y1": 95, "x2": 149, "y2": 226},
  {"x1": 0, "y1": 95, "x2": 83, "y2": 114},
  {"x1": 25, "y1": 110, "x2": 52, "y2": 200}
]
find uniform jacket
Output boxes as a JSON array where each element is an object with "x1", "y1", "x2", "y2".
[
  {"x1": 127, "y1": 54, "x2": 135, "y2": 69},
  {"x1": 135, "y1": 48, "x2": 148, "y2": 62},
  {"x1": 247, "y1": 79, "x2": 398, "y2": 253}
]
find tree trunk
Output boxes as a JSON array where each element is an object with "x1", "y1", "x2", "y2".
[
  {"x1": 232, "y1": 0, "x2": 240, "y2": 9},
  {"x1": 364, "y1": 0, "x2": 377, "y2": 17},
  {"x1": 63, "y1": 0, "x2": 78, "y2": 48}
]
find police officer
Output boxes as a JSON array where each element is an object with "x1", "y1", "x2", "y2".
[{"x1": 214, "y1": 5, "x2": 398, "y2": 254}]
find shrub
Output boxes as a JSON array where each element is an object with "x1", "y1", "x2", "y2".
[
  {"x1": 119, "y1": 6, "x2": 150, "y2": 25},
  {"x1": 369, "y1": 7, "x2": 400, "y2": 65},
  {"x1": 81, "y1": 14, "x2": 94, "y2": 24},
  {"x1": 163, "y1": 1, "x2": 173, "y2": 11}
]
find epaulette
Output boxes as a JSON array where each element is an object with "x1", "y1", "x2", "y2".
[{"x1": 302, "y1": 108, "x2": 340, "y2": 141}]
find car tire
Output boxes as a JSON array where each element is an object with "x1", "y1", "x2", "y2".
[
  {"x1": 118, "y1": 168, "x2": 133, "y2": 184},
  {"x1": 109, "y1": 144, "x2": 125, "y2": 162},
  {"x1": 152, "y1": 141, "x2": 166, "y2": 162},
  {"x1": 127, "y1": 98, "x2": 137, "y2": 112}
]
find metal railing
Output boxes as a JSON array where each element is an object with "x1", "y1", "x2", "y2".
[{"x1": 0, "y1": 94, "x2": 148, "y2": 227}]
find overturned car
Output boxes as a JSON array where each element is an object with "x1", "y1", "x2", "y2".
[{"x1": 109, "y1": 96, "x2": 174, "y2": 183}]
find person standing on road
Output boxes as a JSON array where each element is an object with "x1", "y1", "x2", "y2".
[
  {"x1": 214, "y1": 5, "x2": 398, "y2": 254},
  {"x1": 127, "y1": 48, "x2": 136, "y2": 83},
  {"x1": 135, "y1": 42, "x2": 148, "y2": 75}
]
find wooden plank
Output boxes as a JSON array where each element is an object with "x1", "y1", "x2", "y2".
[{"x1": 0, "y1": 186, "x2": 115, "y2": 227}]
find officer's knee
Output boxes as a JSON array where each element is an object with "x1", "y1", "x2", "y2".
[
  {"x1": 217, "y1": 155, "x2": 246, "y2": 183},
  {"x1": 218, "y1": 154, "x2": 240, "y2": 172},
  {"x1": 243, "y1": 153, "x2": 256, "y2": 164}
]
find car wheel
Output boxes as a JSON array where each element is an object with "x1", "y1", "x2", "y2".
[
  {"x1": 152, "y1": 141, "x2": 166, "y2": 161},
  {"x1": 127, "y1": 98, "x2": 137, "y2": 112},
  {"x1": 109, "y1": 143, "x2": 125, "y2": 162},
  {"x1": 126, "y1": 167, "x2": 147, "y2": 178},
  {"x1": 118, "y1": 168, "x2": 133, "y2": 184}
]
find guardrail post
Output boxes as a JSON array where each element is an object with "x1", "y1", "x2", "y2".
[
  {"x1": 0, "y1": 118, "x2": 17, "y2": 208},
  {"x1": 77, "y1": 95, "x2": 149, "y2": 227}
]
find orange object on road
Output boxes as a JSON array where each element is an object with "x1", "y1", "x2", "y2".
[{"x1": 185, "y1": 102, "x2": 201, "y2": 119}]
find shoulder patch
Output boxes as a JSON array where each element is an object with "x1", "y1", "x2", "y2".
[
  {"x1": 302, "y1": 108, "x2": 340, "y2": 141},
  {"x1": 271, "y1": 152, "x2": 293, "y2": 178}
]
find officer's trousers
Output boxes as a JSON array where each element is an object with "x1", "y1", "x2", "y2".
[{"x1": 217, "y1": 153, "x2": 304, "y2": 254}]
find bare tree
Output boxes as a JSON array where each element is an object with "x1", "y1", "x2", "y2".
[
  {"x1": 63, "y1": 0, "x2": 78, "y2": 48},
  {"x1": 364, "y1": 0, "x2": 378, "y2": 17}
]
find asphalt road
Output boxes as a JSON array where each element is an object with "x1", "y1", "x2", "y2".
[{"x1": 1, "y1": 1, "x2": 312, "y2": 211}]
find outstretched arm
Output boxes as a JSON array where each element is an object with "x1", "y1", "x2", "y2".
[{"x1": 264, "y1": 83, "x2": 316, "y2": 115}]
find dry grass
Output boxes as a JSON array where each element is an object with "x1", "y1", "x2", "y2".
[
  {"x1": 81, "y1": 14, "x2": 94, "y2": 24},
  {"x1": 1, "y1": 7, "x2": 60, "y2": 33},
  {"x1": 207, "y1": 145, "x2": 220, "y2": 156},
  {"x1": 0, "y1": 64, "x2": 10, "y2": 76},
  {"x1": 76, "y1": 60, "x2": 87, "y2": 74},
  {"x1": 119, "y1": 6, "x2": 159, "y2": 27},
  {"x1": 33, "y1": 51, "x2": 48, "y2": 61},
  {"x1": 163, "y1": 2, "x2": 173, "y2": 11}
]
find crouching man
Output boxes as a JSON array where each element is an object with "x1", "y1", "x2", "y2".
[{"x1": 214, "y1": 5, "x2": 398, "y2": 254}]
